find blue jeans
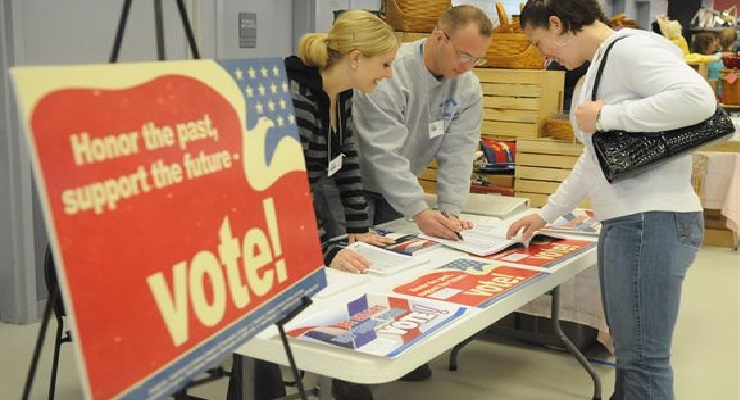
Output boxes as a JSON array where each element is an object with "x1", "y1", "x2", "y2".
[{"x1": 598, "y1": 212, "x2": 703, "y2": 400}]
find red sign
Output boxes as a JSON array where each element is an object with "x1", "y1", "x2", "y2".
[
  {"x1": 12, "y1": 59, "x2": 325, "y2": 399},
  {"x1": 393, "y1": 258, "x2": 543, "y2": 308}
]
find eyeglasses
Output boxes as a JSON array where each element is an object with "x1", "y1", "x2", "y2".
[{"x1": 441, "y1": 31, "x2": 487, "y2": 66}]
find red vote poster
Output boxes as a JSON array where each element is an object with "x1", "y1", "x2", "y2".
[{"x1": 11, "y1": 58, "x2": 326, "y2": 400}]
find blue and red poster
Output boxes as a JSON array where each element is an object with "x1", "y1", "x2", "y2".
[
  {"x1": 11, "y1": 59, "x2": 326, "y2": 399},
  {"x1": 287, "y1": 294, "x2": 469, "y2": 357},
  {"x1": 393, "y1": 258, "x2": 544, "y2": 308}
]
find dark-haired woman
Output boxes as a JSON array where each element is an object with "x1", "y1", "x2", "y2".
[{"x1": 507, "y1": 1, "x2": 715, "y2": 399}]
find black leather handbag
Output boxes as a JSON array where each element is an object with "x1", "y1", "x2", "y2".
[{"x1": 590, "y1": 36, "x2": 735, "y2": 183}]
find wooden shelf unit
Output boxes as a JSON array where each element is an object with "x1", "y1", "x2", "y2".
[
  {"x1": 513, "y1": 139, "x2": 589, "y2": 208},
  {"x1": 473, "y1": 68, "x2": 564, "y2": 140}
]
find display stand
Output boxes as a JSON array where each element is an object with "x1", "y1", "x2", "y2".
[{"x1": 21, "y1": 2, "x2": 312, "y2": 400}]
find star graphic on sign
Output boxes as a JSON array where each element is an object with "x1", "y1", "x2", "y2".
[
  {"x1": 267, "y1": 100, "x2": 276, "y2": 111},
  {"x1": 255, "y1": 102, "x2": 264, "y2": 114},
  {"x1": 270, "y1": 83, "x2": 278, "y2": 94},
  {"x1": 272, "y1": 66, "x2": 280, "y2": 76},
  {"x1": 287, "y1": 114, "x2": 295, "y2": 124},
  {"x1": 248, "y1": 67, "x2": 256, "y2": 78},
  {"x1": 282, "y1": 82, "x2": 289, "y2": 92},
  {"x1": 244, "y1": 85, "x2": 254, "y2": 98},
  {"x1": 235, "y1": 68, "x2": 243, "y2": 80},
  {"x1": 279, "y1": 99, "x2": 287, "y2": 109},
  {"x1": 261, "y1": 66, "x2": 269, "y2": 77},
  {"x1": 277, "y1": 116, "x2": 284, "y2": 126},
  {"x1": 258, "y1": 84, "x2": 266, "y2": 96}
]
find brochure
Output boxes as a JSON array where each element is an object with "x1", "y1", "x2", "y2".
[
  {"x1": 345, "y1": 242, "x2": 429, "y2": 276},
  {"x1": 375, "y1": 230, "x2": 442, "y2": 255},
  {"x1": 542, "y1": 211, "x2": 601, "y2": 236},
  {"x1": 419, "y1": 225, "x2": 567, "y2": 257}
]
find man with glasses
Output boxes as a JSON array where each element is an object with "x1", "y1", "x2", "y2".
[
  {"x1": 353, "y1": 5, "x2": 492, "y2": 242},
  {"x1": 330, "y1": 7, "x2": 491, "y2": 400}
]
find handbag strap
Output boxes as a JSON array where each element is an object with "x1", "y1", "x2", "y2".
[{"x1": 590, "y1": 36, "x2": 628, "y2": 101}]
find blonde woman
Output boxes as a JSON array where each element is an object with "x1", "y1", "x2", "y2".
[
  {"x1": 285, "y1": 10, "x2": 399, "y2": 274},
  {"x1": 227, "y1": 10, "x2": 399, "y2": 400}
]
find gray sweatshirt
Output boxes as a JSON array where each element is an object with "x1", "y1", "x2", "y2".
[{"x1": 353, "y1": 39, "x2": 483, "y2": 218}]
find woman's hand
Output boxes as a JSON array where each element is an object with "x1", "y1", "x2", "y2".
[
  {"x1": 348, "y1": 231, "x2": 396, "y2": 247},
  {"x1": 329, "y1": 248, "x2": 370, "y2": 273},
  {"x1": 574, "y1": 100, "x2": 604, "y2": 133},
  {"x1": 506, "y1": 214, "x2": 547, "y2": 242}
]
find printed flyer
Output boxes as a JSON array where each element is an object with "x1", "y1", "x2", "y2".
[{"x1": 11, "y1": 59, "x2": 326, "y2": 400}]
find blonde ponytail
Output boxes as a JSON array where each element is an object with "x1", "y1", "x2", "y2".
[
  {"x1": 298, "y1": 33, "x2": 330, "y2": 68},
  {"x1": 300, "y1": 10, "x2": 398, "y2": 69}
]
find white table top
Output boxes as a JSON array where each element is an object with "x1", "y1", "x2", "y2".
[{"x1": 233, "y1": 215, "x2": 598, "y2": 384}]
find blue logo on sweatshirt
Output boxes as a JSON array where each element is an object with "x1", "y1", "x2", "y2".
[{"x1": 438, "y1": 98, "x2": 458, "y2": 120}]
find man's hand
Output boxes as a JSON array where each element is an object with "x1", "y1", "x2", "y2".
[
  {"x1": 574, "y1": 100, "x2": 604, "y2": 133},
  {"x1": 329, "y1": 248, "x2": 370, "y2": 273},
  {"x1": 348, "y1": 231, "x2": 396, "y2": 247},
  {"x1": 506, "y1": 214, "x2": 547, "y2": 242},
  {"x1": 413, "y1": 209, "x2": 464, "y2": 240}
]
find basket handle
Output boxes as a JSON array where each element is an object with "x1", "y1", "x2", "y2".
[{"x1": 495, "y1": 2, "x2": 510, "y2": 31}]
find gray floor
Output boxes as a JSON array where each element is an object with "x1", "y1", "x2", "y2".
[{"x1": 2, "y1": 247, "x2": 738, "y2": 400}]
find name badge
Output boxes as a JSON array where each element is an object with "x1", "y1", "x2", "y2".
[
  {"x1": 428, "y1": 120, "x2": 445, "y2": 139},
  {"x1": 328, "y1": 154, "x2": 343, "y2": 176}
]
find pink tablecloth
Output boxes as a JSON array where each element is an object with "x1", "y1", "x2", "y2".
[{"x1": 697, "y1": 151, "x2": 740, "y2": 232}]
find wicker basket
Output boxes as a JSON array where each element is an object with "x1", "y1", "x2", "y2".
[
  {"x1": 482, "y1": 2, "x2": 545, "y2": 69},
  {"x1": 543, "y1": 117, "x2": 575, "y2": 142},
  {"x1": 384, "y1": 0, "x2": 450, "y2": 33}
]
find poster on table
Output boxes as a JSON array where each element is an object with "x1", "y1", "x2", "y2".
[
  {"x1": 478, "y1": 237, "x2": 597, "y2": 269},
  {"x1": 11, "y1": 58, "x2": 326, "y2": 400},
  {"x1": 393, "y1": 258, "x2": 544, "y2": 308},
  {"x1": 286, "y1": 293, "x2": 469, "y2": 357}
]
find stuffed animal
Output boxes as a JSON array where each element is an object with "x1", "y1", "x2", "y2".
[{"x1": 657, "y1": 16, "x2": 690, "y2": 57}]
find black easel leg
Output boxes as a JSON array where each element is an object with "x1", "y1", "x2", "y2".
[
  {"x1": 21, "y1": 286, "x2": 57, "y2": 400},
  {"x1": 109, "y1": 0, "x2": 133, "y2": 63},
  {"x1": 276, "y1": 297, "x2": 313, "y2": 400},
  {"x1": 175, "y1": 0, "x2": 200, "y2": 59},
  {"x1": 154, "y1": 0, "x2": 166, "y2": 60},
  {"x1": 49, "y1": 319, "x2": 65, "y2": 400}
]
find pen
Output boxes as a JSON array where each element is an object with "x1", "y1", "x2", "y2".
[{"x1": 439, "y1": 210, "x2": 464, "y2": 241}]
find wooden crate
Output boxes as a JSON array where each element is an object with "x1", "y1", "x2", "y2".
[
  {"x1": 720, "y1": 68, "x2": 739, "y2": 106},
  {"x1": 473, "y1": 68, "x2": 564, "y2": 140},
  {"x1": 418, "y1": 158, "x2": 479, "y2": 194},
  {"x1": 704, "y1": 228, "x2": 737, "y2": 248},
  {"x1": 701, "y1": 209, "x2": 737, "y2": 248},
  {"x1": 514, "y1": 138, "x2": 590, "y2": 208}
]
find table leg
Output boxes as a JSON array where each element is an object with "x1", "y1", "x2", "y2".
[
  {"x1": 317, "y1": 375, "x2": 333, "y2": 400},
  {"x1": 550, "y1": 286, "x2": 602, "y2": 400}
]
